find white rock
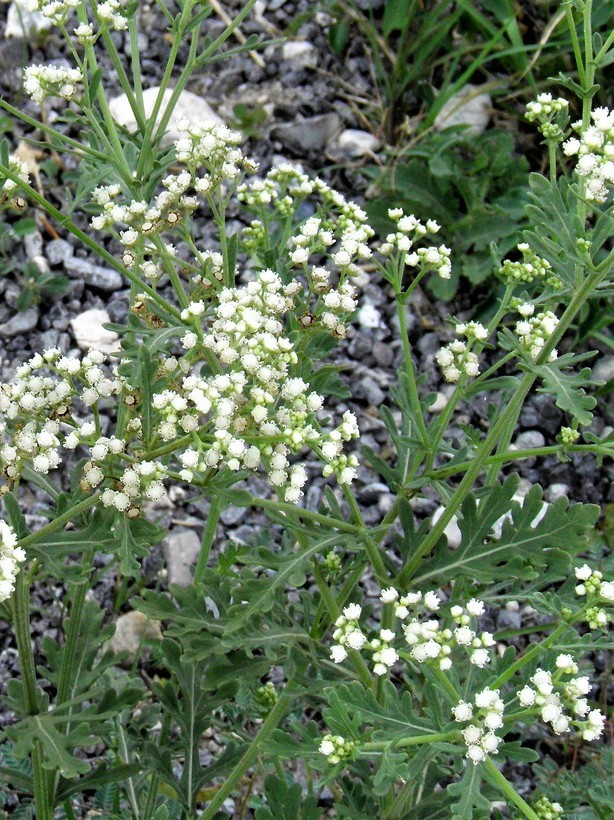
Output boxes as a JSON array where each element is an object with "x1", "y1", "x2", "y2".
[
  {"x1": 109, "y1": 87, "x2": 224, "y2": 147},
  {"x1": 5, "y1": 0, "x2": 52, "y2": 38},
  {"x1": 281, "y1": 41, "x2": 318, "y2": 67},
  {"x1": 338, "y1": 129, "x2": 381, "y2": 157},
  {"x1": 429, "y1": 392, "x2": 448, "y2": 413},
  {"x1": 432, "y1": 505, "x2": 462, "y2": 549},
  {"x1": 107, "y1": 611, "x2": 162, "y2": 664},
  {"x1": 163, "y1": 529, "x2": 201, "y2": 587},
  {"x1": 357, "y1": 301, "x2": 382, "y2": 329},
  {"x1": 70, "y1": 309, "x2": 120, "y2": 354},
  {"x1": 434, "y1": 84, "x2": 491, "y2": 135}
]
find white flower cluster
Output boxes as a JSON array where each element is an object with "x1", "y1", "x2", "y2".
[
  {"x1": 499, "y1": 243, "x2": 560, "y2": 289},
  {"x1": 526, "y1": 93, "x2": 569, "y2": 140},
  {"x1": 533, "y1": 797, "x2": 564, "y2": 818},
  {"x1": 23, "y1": 64, "x2": 83, "y2": 105},
  {"x1": 26, "y1": 0, "x2": 77, "y2": 23},
  {"x1": 517, "y1": 660, "x2": 605, "y2": 741},
  {"x1": 329, "y1": 590, "x2": 494, "y2": 674},
  {"x1": 0, "y1": 154, "x2": 29, "y2": 210},
  {"x1": 514, "y1": 305, "x2": 559, "y2": 361},
  {"x1": 319, "y1": 733, "x2": 356, "y2": 765},
  {"x1": 453, "y1": 687, "x2": 505, "y2": 763},
  {"x1": 95, "y1": 0, "x2": 128, "y2": 31},
  {"x1": 100, "y1": 461, "x2": 167, "y2": 514},
  {"x1": 174, "y1": 119, "x2": 256, "y2": 179},
  {"x1": 575, "y1": 564, "x2": 614, "y2": 629},
  {"x1": 563, "y1": 106, "x2": 614, "y2": 203},
  {"x1": 0, "y1": 520, "x2": 26, "y2": 602},
  {"x1": 240, "y1": 164, "x2": 375, "y2": 281},
  {"x1": 381, "y1": 209, "x2": 451, "y2": 279},
  {"x1": 435, "y1": 322, "x2": 487, "y2": 383},
  {"x1": 149, "y1": 269, "x2": 359, "y2": 499},
  {"x1": 0, "y1": 349, "x2": 120, "y2": 480}
]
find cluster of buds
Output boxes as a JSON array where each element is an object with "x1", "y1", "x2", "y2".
[
  {"x1": 559, "y1": 426, "x2": 580, "y2": 446},
  {"x1": 319, "y1": 734, "x2": 357, "y2": 765},
  {"x1": 518, "y1": 659, "x2": 605, "y2": 741},
  {"x1": 381, "y1": 209, "x2": 451, "y2": 279},
  {"x1": 514, "y1": 305, "x2": 559, "y2": 361},
  {"x1": 563, "y1": 106, "x2": 614, "y2": 203},
  {"x1": 499, "y1": 244, "x2": 560, "y2": 289},
  {"x1": 99, "y1": 461, "x2": 167, "y2": 514},
  {"x1": 525, "y1": 94, "x2": 569, "y2": 141},
  {"x1": 0, "y1": 521, "x2": 26, "y2": 602},
  {"x1": 0, "y1": 155, "x2": 29, "y2": 210},
  {"x1": 254, "y1": 681, "x2": 278, "y2": 712},
  {"x1": 533, "y1": 797, "x2": 564, "y2": 819},
  {"x1": 453, "y1": 687, "x2": 505, "y2": 764},
  {"x1": 436, "y1": 320, "x2": 488, "y2": 381},
  {"x1": 575, "y1": 564, "x2": 614, "y2": 629},
  {"x1": 23, "y1": 64, "x2": 83, "y2": 105},
  {"x1": 330, "y1": 589, "x2": 495, "y2": 675}
]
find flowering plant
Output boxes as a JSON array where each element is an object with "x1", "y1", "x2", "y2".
[{"x1": 0, "y1": 0, "x2": 611, "y2": 817}]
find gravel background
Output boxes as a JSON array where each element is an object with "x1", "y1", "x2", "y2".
[{"x1": 0, "y1": 0, "x2": 611, "y2": 813}]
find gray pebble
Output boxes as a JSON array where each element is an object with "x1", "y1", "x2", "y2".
[
  {"x1": 45, "y1": 239, "x2": 73, "y2": 266},
  {"x1": 0, "y1": 307, "x2": 39, "y2": 336},
  {"x1": 272, "y1": 113, "x2": 342, "y2": 154},
  {"x1": 513, "y1": 430, "x2": 546, "y2": 451},
  {"x1": 496, "y1": 607, "x2": 522, "y2": 631},
  {"x1": 593, "y1": 355, "x2": 614, "y2": 384},
  {"x1": 163, "y1": 528, "x2": 202, "y2": 587},
  {"x1": 66, "y1": 257, "x2": 123, "y2": 291},
  {"x1": 220, "y1": 505, "x2": 246, "y2": 527},
  {"x1": 372, "y1": 341, "x2": 394, "y2": 367}
]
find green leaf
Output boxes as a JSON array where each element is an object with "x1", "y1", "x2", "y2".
[
  {"x1": 448, "y1": 763, "x2": 490, "y2": 819},
  {"x1": 412, "y1": 475, "x2": 599, "y2": 588},
  {"x1": 323, "y1": 680, "x2": 435, "y2": 742},
  {"x1": 372, "y1": 746, "x2": 408, "y2": 797},
  {"x1": 255, "y1": 774, "x2": 320, "y2": 819},
  {"x1": 8, "y1": 716, "x2": 92, "y2": 778},
  {"x1": 526, "y1": 357, "x2": 599, "y2": 426}
]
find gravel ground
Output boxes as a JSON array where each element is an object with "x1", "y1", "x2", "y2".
[{"x1": 0, "y1": 0, "x2": 612, "y2": 813}]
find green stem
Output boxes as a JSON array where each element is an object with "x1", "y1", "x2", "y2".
[
  {"x1": 19, "y1": 493, "x2": 101, "y2": 552},
  {"x1": 193, "y1": 495, "x2": 221, "y2": 584},
  {"x1": 395, "y1": 297, "x2": 430, "y2": 450},
  {"x1": 483, "y1": 758, "x2": 540, "y2": 819},
  {"x1": 397, "y1": 266, "x2": 604, "y2": 587},
  {"x1": 490, "y1": 623, "x2": 568, "y2": 691},
  {"x1": 363, "y1": 730, "x2": 458, "y2": 751},
  {"x1": 200, "y1": 694, "x2": 292, "y2": 820},
  {"x1": 0, "y1": 166, "x2": 182, "y2": 321},
  {"x1": 343, "y1": 486, "x2": 390, "y2": 583},
  {"x1": 312, "y1": 564, "x2": 374, "y2": 689},
  {"x1": 12, "y1": 573, "x2": 52, "y2": 819}
]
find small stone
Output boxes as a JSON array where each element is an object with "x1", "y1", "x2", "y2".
[
  {"x1": 338, "y1": 129, "x2": 381, "y2": 157},
  {"x1": 546, "y1": 483, "x2": 569, "y2": 502},
  {"x1": 360, "y1": 376, "x2": 385, "y2": 407},
  {"x1": 70, "y1": 309, "x2": 120, "y2": 354},
  {"x1": 66, "y1": 256, "x2": 123, "y2": 291},
  {"x1": 24, "y1": 231, "x2": 43, "y2": 259},
  {"x1": 432, "y1": 505, "x2": 462, "y2": 549},
  {"x1": 359, "y1": 482, "x2": 390, "y2": 504},
  {"x1": 496, "y1": 607, "x2": 522, "y2": 631},
  {"x1": 0, "y1": 307, "x2": 39, "y2": 337},
  {"x1": 164, "y1": 529, "x2": 201, "y2": 587},
  {"x1": 272, "y1": 113, "x2": 342, "y2": 154},
  {"x1": 372, "y1": 341, "x2": 394, "y2": 367},
  {"x1": 429, "y1": 392, "x2": 448, "y2": 413},
  {"x1": 107, "y1": 610, "x2": 162, "y2": 663},
  {"x1": 220, "y1": 505, "x2": 246, "y2": 527},
  {"x1": 512, "y1": 430, "x2": 546, "y2": 451},
  {"x1": 45, "y1": 239, "x2": 73, "y2": 266},
  {"x1": 281, "y1": 41, "x2": 318, "y2": 67},
  {"x1": 109, "y1": 87, "x2": 224, "y2": 147},
  {"x1": 593, "y1": 355, "x2": 614, "y2": 384},
  {"x1": 434, "y1": 84, "x2": 491, "y2": 135},
  {"x1": 357, "y1": 301, "x2": 382, "y2": 329},
  {"x1": 5, "y1": 0, "x2": 52, "y2": 38}
]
